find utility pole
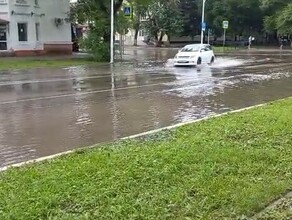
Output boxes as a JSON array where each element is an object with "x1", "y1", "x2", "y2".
[
  {"x1": 200, "y1": 0, "x2": 206, "y2": 45},
  {"x1": 110, "y1": 0, "x2": 114, "y2": 64}
]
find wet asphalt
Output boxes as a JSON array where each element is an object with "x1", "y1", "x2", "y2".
[{"x1": 0, "y1": 48, "x2": 292, "y2": 167}]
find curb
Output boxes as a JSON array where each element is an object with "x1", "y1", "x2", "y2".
[
  {"x1": 0, "y1": 102, "x2": 270, "y2": 172},
  {"x1": 121, "y1": 103, "x2": 266, "y2": 140}
]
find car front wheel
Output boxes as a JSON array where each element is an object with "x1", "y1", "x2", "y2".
[
  {"x1": 209, "y1": 56, "x2": 215, "y2": 65},
  {"x1": 197, "y1": 57, "x2": 202, "y2": 65}
]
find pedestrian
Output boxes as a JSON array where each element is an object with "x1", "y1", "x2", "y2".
[
  {"x1": 248, "y1": 36, "x2": 252, "y2": 49},
  {"x1": 279, "y1": 37, "x2": 283, "y2": 50}
]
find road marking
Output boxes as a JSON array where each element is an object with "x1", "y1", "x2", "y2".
[
  {"x1": 0, "y1": 76, "x2": 186, "y2": 105},
  {"x1": 0, "y1": 71, "x2": 174, "y2": 87}
]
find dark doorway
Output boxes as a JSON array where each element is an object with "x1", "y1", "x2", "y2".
[{"x1": 0, "y1": 24, "x2": 7, "y2": 50}]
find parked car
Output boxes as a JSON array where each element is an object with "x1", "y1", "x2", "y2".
[
  {"x1": 173, "y1": 44, "x2": 215, "y2": 67},
  {"x1": 143, "y1": 36, "x2": 155, "y2": 45}
]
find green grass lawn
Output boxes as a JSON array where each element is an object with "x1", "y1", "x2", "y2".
[
  {"x1": 0, "y1": 98, "x2": 292, "y2": 219},
  {"x1": 0, "y1": 57, "x2": 96, "y2": 71},
  {"x1": 213, "y1": 46, "x2": 241, "y2": 53}
]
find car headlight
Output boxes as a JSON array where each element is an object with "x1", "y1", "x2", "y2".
[
  {"x1": 174, "y1": 55, "x2": 178, "y2": 59},
  {"x1": 190, "y1": 55, "x2": 197, "y2": 59}
]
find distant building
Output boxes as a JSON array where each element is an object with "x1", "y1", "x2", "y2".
[{"x1": 0, "y1": 0, "x2": 72, "y2": 56}]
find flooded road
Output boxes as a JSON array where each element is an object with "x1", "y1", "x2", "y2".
[{"x1": 0, "y1": 48, "x2": 292, "y2": 167}]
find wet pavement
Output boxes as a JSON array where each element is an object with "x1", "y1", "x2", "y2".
[{"x1": 0, "y1": 48, "x2": 292, "y2": 167}]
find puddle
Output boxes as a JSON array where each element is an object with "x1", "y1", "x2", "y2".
[{"x1": 0, "y1": 50, "x2": 292, "y2": 167}]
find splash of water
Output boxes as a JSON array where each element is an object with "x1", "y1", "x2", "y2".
[
  {"x1": 165, "y1": 57, "x2": 249, "y2": 69},
  {"x1": 211, "y1": 57, "x2": 248, "y2": 68},
  {"x1": 165, "y1": 58, "x2": 175, "y2": 68}
]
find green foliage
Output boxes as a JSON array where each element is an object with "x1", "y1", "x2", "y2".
[
  {"x1": 115, "y1": 11, "x2": 131, "y2": 35},
  {"x1": 70, "y1": 0, "x2": 292, "y2": 54},
  {"x1": 275, "y1": 3, "x2": 292, "y2": 35},
  {"x1": 263, "y1": 15, "x2": 277, "y2": 33},
  {"x1": 261, "y1": 0, "x2": 291, "y2": 35},
  {"x1": 128, "y1": 0, "x2": 151, "y2": 28},
  {"x1": 206, "y1": 0, "x2": 263, "y2": 36},
  {"x1": 81, "y1": 31, "x2": 110, "y2": 62},
  {"x1": 122, "y1": 0, "x2": 152, "y2": 45},
  {"x1": 179, "y1": 0, "x2": 200, "y2": 38},
  {"x1": 143, "y1": 0, "x2": 184, "y2": 43},
  {"x1": 70, "y1": 0, "x2": 124, "y2": 61},
  {"x1": 261, "y1": 0, "x2": 288, "y2": 15}
]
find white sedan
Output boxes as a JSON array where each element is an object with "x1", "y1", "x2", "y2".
[{"x1": 173, "y1": 44, "x2": 215, "y2": 67}]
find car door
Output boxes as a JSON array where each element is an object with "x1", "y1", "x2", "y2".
[
  {"x1": 200, "y1": 46, "x2": 208, "y2": 63},
  {"x1": 204, "y1": 45, "x2": 213, "y2": 63}
]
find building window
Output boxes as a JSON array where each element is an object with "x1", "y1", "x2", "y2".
[
  {"x1": 15, "y1": 0, "x2": 28, "y2": 5},
  {"x1": 139, "y1": 30, "x2": 145, "y2": 37},
  {"x1": 0, "y1": 24, "x2": 7, "y2": 50},
  {"x1": 18, "y1": 23, "x2": 27, "y2": 41},
  {"x1": 35, "y1": 23, "x2": 40, "y2": 41}
]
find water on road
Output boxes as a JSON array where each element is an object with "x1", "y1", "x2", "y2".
[{"x1": 0, "y1": 48, "x2": 292, "y2": 167}]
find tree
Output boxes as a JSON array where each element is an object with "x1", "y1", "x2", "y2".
[
  {"x1": 276, "y1": 4, "x2": 292, "y2": 39},
  {"x1": 70, "y1": 0, "x2": 124, "y2": 61},
  {"x1": 261, "y1": 0, "x2": 291, "y2": 44},
  {"x1": 179, "y1": 0, "x2": 200, "y2": 40},
  {"x1": 261, "y1": 0, "x2": 287, "y2": 15},
  {"x1": 72, "y1": 0, "x2": 125, "y2": 40},
  {"x1": 206, "y1": 0, "x2": 263, "y2": 40},
  {"x1": 143, "y1": 0, "x2": 184, "y2": 46},
  {"x1": 126, "y1": 0, "x2": 151, "y2": 46}
]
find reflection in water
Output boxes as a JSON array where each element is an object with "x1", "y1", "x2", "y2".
[
  {"x1": 110, "y1": 65, "x2": 120, "y2": 140},
  {"x1": 0, "y1": 49, "x2": 292, "y2": 167}
]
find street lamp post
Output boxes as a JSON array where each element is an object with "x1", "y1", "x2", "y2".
[
  {"x1": 110, "y1": 0, "x2": 114, "y2": 64},
  {"x1": 200, "y1": 0, "x2": 206, "y2": 45}
]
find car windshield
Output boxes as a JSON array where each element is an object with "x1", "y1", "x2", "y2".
[{"x1": 180, "y1": 45, "x2": 201, "y2": 52}]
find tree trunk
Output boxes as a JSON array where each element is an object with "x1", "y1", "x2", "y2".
[
  {"x1": 164, "y1": 34, "x2": 170, "y2": 47},
  {"x1": 156, "y1": 32, "x2": 164, "y2": 47},
  {"x1": 133, "y1": 29, "x2": 139, "y2": 46}
]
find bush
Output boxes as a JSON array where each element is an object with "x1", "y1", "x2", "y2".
[{"x1": 81, "y1": 28, "x2": 110, "y2": 62}]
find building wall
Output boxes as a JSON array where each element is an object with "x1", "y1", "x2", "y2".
[
  {"x1": 0, "y1": 0, "x2": 10, "y2": 51},
  {"x1": 0, "y1": 0, "x2": 71, "y2": 55},
  {"x1": 8, "y1": 0, "x2": 42, "y2": 51},
  {"x1": 39, "y1": 0, "x2": 71, "y2": 43},
  {"x1": 0, "y1": 0, "x2": 9, "y2": 13}
]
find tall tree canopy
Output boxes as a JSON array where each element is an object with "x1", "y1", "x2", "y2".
[
  {"x1": 206, "y1": 0, "x2": 263, "y2": 38},
  {"x1": 143, "y1": 0, "x2": 184, "y2": 46},
  {"x1": 70, "y1": 0, "x2": 292, "y2": 60}
]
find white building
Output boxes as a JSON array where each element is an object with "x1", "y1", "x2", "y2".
[{"x1": 0, "y1": 0, "x2": 72, "y2": 56}]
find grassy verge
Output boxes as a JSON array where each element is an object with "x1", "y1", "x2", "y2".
[
  {"x1": 213, "y1": 46, "x2": 241, "y2": 53},
  {"x1": 0, "y1": 57, "x2": 96, "y2": 71},
  {"x1": 0, "y1": 98, "x2": 292, "y2": 219}
]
